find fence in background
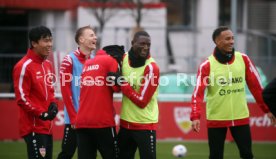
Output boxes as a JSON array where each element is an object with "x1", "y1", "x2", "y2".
[{"x1": 1, "y1": 27, "x2": 276, "y2": 93}]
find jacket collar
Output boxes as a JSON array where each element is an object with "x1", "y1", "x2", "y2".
[
  {"x1": 213, "y1": 47, "x2": 235, "y2": 64},
  {"x1": 75, "y1": 48, "x2": 90, "y2": 60},
  {"x1": 26, "y1": 49, "x2": 46, "y2": 63},
  {"x1": 95, "y1": 49, "x2": 108, "y2": 56}
]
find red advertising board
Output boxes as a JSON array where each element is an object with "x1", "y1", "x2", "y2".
[
  {"x1": 0, "y1": 99, "x2": 275, "y2": 141},
  {"x1": 156, "y1": 102, "x2": 276, "y2": 141}
]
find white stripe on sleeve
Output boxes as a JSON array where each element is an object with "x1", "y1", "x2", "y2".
[
  {"x1": 19, "y1": 59, "x2": 32, "y2": 102},
  {"x1": 193, "y1": 60, "x2": 209, "y2": 101},
  {"x1": 242, "y1": 53, "x2": 263, "y2": 88},
  {"x1": 139, "y1": 64, "x2": 154, "y2": 101},
  {"x1": 249, "y1": 60, "x2": 263, "y2": 88}
]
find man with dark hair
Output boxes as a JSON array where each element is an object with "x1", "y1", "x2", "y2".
[
  {"x1": 113, "y1": 31, "x2": 160, "y2": 159},
  {"x1": 75, "y1": 45, "x2": 125, "y2": 159},
  {"x1": 13, "y1": 26, "x2": 58, "y2": 159},
  {"x1": 190, "y1": 26, "x2": 275, "y2": 159},
  {"x1": 57, "y1": 25, "x2": 97, "y2": 159}
]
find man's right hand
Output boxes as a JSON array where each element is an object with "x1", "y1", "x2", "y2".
[
  {"x1": 267, "y1": 112, "x2": 276, "y2": 126},
  {"x1": 48, "y1": 102, "x2": 58, "y2": 119},
  {"x1": 39, "y1": 103, "x2": 58, "y2": 121},
  {"x1": 39, "y1": 112, "x2": 51, "y2": 121},
  {"x1": 192, "y1": 119, "x2": 200, "y2": 132}
]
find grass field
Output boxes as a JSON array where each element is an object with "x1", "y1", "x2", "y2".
[{"x1": 0, "y1": 140, "x2": 275, "y2": 159}]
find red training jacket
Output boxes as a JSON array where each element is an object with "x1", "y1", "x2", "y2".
[
  {"x1": 75, "y1": 50, "x2": 120, "y2": 128},
  {"x1": 13, "y1": 49, "x2": 56, "y2": 137}
]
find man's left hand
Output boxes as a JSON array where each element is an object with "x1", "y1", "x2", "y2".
[
  {"x1": 47, "y1": 102, "x2": 58, "y2": 120},
  {"x1": 267, "y1": 112, "x2": 276, "y2": 126}
]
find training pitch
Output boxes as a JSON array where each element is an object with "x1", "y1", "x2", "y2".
[{"x1": 0, "y1": 140, "x2": 275, "y2": 159}]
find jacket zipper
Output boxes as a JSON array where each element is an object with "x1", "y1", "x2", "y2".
[
  {"x1": 33, "y1": 117, "x2": 36, "y2": 128},
  {"x1": 227, "y1": 62, "x2": 235, "y2": 126},
  {"x1": 41, "y1": 62, "x2": 48, "y2": 100},
  {"x1": 42, "y1": 62, "x2": 52, "y2": 133}
]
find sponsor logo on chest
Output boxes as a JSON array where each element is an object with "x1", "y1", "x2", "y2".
[{"x1": 86, "y1": 64, "x2": 99, "y2": 71}]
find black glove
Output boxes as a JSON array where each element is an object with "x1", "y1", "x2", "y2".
[
  {"x1": 39, "y1": 102, "x2": 58, "y2": 121},
  {"x1": 103, "y1": 45, "x2": 125, "y2": 63},
  {"x1": 39, "y1": 112, "x2": 50, "y2": 121},
  {"x1": 47, "y1": 102, "x2": 58, "y2": 120},
  {"x1": 107, "y1": 72, "x2": 125, "y2": 85}
]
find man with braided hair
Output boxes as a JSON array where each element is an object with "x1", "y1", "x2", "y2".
[{"x1": 75, "y1": 45, "x2": 125, "y2": 159}]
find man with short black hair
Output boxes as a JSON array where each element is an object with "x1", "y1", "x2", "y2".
[
  {"x1": 13, "y1": 26, "x2": 58, "y2": 159},
  {"x1": 116, "y1": 31, "x2": 160, "y2": 159},
  {"x1": 190, "y1": 26, "x2": 275, "y2": 159}
]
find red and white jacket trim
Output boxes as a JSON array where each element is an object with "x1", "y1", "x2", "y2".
[
  {"x1": 59, "y1": 48, "x2": 89, "y2": 125},
  {"x1": 13, "y1": 49, "x2": 56, "y2": 136},
  {"x1": 120, "y1": 56, "x2": 160, "y2": 130}
]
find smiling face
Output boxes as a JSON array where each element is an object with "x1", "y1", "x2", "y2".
[
  {"x1": 78, "y1": 28, "x2": 97, "y2": 55},
  {"x1": 132, "y1": 35, "x2": 151, "y2": 59},
  {"x1": 32, "y1": 36, "x2": 53, "y2": 58},
  {"x1": 215, "y1": 30, "x2": 234, "y2": 54}
]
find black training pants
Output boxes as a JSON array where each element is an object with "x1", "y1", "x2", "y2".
[
  {"x1": 76, "y1": 127, "x2": 118, "y2": 159},
  {"x1": 118, "y1": 127, "x2": 156, "y2": 159},
  {"x1": 208, "y1": 124, "x2": 253, "y2": 159},
  {"x1": 57, "y1": 124, "x2": 77, "y2": 159},
  {"x1": 24, "y1": 133, "x2": 53, "y2": 159}
]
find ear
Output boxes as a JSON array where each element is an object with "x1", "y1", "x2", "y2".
[
  {"x1": 31, "y1": 41, "x2": 38, "y2": 48},
  {"x1": 79, "y1": 36, "x2": 84, "y2": 43},
  {"x1": 214, "y1": 37, "x2": 220, "y2": 45}
]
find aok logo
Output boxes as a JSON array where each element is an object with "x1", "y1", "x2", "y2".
[{"x1": 174, "y1": 107, "x2": 192, "y2": 134}]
